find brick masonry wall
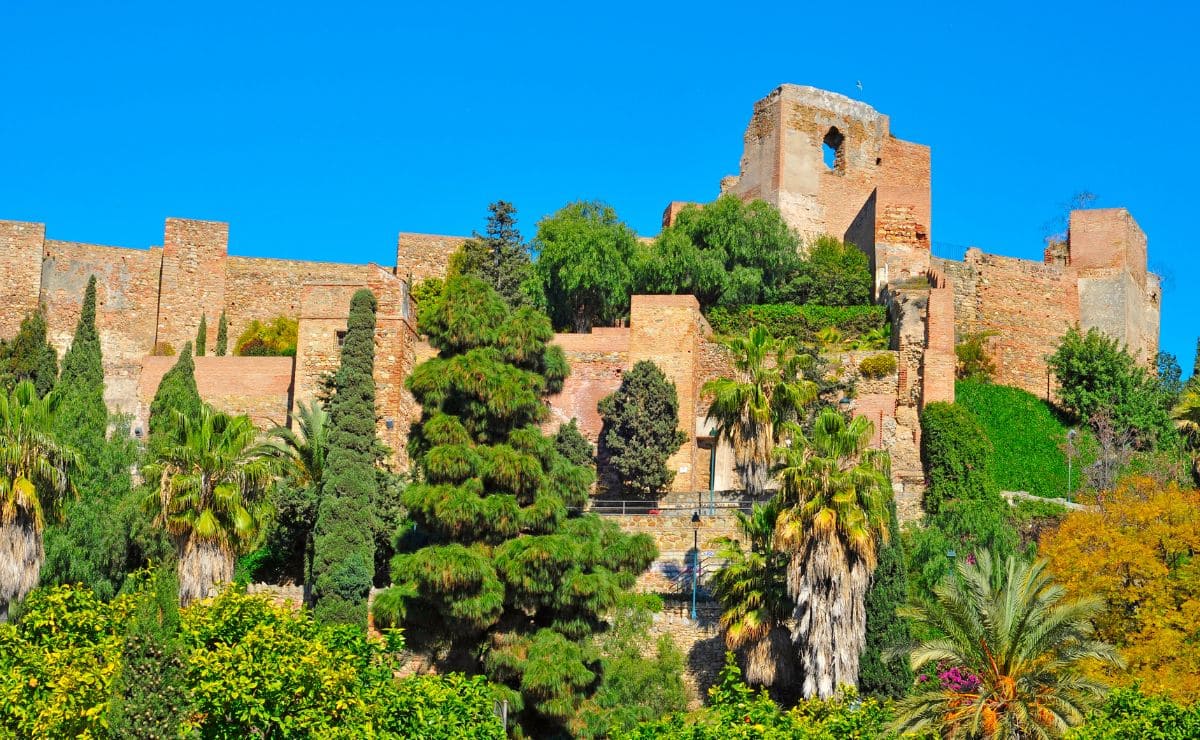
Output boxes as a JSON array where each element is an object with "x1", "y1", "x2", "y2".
[
  {"x1": 137, "y1": 356, "x2": 295, "y2": 432},
  {"x1": 394, "y1": 232, "x2": 466, "y2": 283},
  {"x1": 0, "y1": 220, "x2": 45, "y2": 339},
  {"x1": 156, "y1": 218, "x2": 229, "y2": 352},
  {"x1": 545, "y1": 328, "x2": 630, "y2": 441},
  {"x1": 41, "y1": 240, "x2": 162, "y2": 414}
]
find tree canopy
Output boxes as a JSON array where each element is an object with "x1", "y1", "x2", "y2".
[
  {"x1": 598, "y1": 360, "x2": 688, "y2": 497},
  {"x1": 453, "y1": 200, "x2": 538, "y2": 309}
]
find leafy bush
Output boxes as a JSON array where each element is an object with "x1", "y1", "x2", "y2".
[
  {"x1": 616, "y1": 654, "x2": 901, "y2": 739},
  {"x1": 151, "y1": 341, "x2": 175, "y2": 356},
  {"x1": 235, "y1": 316, "x2": 298, "y2": 357},
  {"x1": 957, "y1": 380, "x2": 1077, "y2": 500},
  {"x1": 858, "y1": 352, "x2": 897, "y2": 378},
  {"x1": 706, "y1": 304, "x2": 887, "y2": 345},
  {"x1": 0, "y1": 582, "x2": 504, "y2": 739},
  {"x1": 555, "y1": 418, "x2": 595, "y2": 468},
  {"x1": 1066, "y1": 687, "x2": 1200, "y2": 739},
  {"x1": 955, "y1": 331, "x2": 996, "y2": 381},
  {"x1": 779, "y1": 234, "x2": 873, "y2": 306},
  {"x1": 599, "y1": 360, "x2": 689, "y2": 495}
]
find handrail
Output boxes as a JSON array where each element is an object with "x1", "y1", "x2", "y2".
[{"x1": 588, "y1": 500, "x2": 757, "y2": 516}]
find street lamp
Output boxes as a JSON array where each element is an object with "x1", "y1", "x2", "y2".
[{"x1": 691, "y1": 511, "x2": 701, "y2": 621}]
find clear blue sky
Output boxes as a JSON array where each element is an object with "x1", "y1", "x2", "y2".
[{"x1": 2, "y1": 1, "x2": 1195, "y2": 371}]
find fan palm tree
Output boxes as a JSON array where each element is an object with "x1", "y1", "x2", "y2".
[
  {"x1": 0, "y1": 381, "x2": 80, "y2": 621},
  {"x1": 703, "y1": 327, "x2": 817, "y2": 495},
  {"x1": 774, "y1": 408, "x2": 891, "y2": 698},
  {"x1": 709, "y1": 498, "x2": 794, "y2": 690},
  {"x1": 143, "y1": 405, "x2": 274, "y2": 605},
  {"x1": 263, "y1": 400, "x2": 328, "y2": 602},
  {"x1": 890, "y1": 551, "x2": 1124, "y2": 739}
]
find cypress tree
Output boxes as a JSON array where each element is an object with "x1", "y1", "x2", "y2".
[
  {"x1": 216, "y1": 310, "x2": 228, "y2": 356},
  {"x1": 196, "y1": 314, "x2": 207, "y2": 357},
  {"x1": 0, "y1": 308, "x2": 58, "y2": 395},
  {"x1": 54, "y1": 276, "x2": 107, "y2": 450},
  {"x1": 149, "y1": 342, "x2": 201, "y2": 444},
  {"x1": 598, "y1": 360, "x2": 688, "y2": 496},
  {"x1": 858, "y1": 497, "x2": 914, "y2": 699},
  {"x1": 311, "y1": 290, "x2": 378, "y2": 625}
]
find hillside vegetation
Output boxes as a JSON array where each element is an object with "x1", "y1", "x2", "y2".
[{"x1": 956, "y1": 380, "x2": 1074, "y2": 499}]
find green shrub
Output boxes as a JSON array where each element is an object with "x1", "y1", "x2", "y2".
[
  {"x1": 956, "y1": 380, "x2": 1079, "y2": 500},
  {"x1": 235, "y1": 316, "x2": 298, "y2": 357},
  {"x1": 858, "y1": 352, "x2": 897, "y2": 378},
  {"x1": 955, "y1": 331, "x2": 997, "y2": 381},
  {"x1": 151, "y1": 341, "x2": 175, "y2": 356},
  {"x1": 599, "y1": 360, "x2": 689, "y2": 495},
  {"x1": 706, "y1": 304, "x2": 887, "y2": 344},
  {"x1": 1066, "y1": 687, "x2": 1200, "y2": 739}
]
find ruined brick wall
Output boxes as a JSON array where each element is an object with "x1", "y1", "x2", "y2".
[
  {"x1": 628, "y1": 295, "x2": 704, "y2": 493},
  {"x1": 40, "y1": 240, "x2": 161, "y2": 414},
  {"x1": 394, "y1": 232, "x2": 465, "y2": 284},
  {"x1": 136, "y1": 356, "x2": 294, "y2": 433},
  {"x1": 1069, "y1": 209, "x2": 1159, "y2": 363},
  {"x1": 156, "y1": 218, "x2": 228, "y2": 352},
  {"x1": 923, "y1": 270, "x2": 956, "y2": 406},
  {"x1": 0, "y1": 221, "x2": 45, "y2": 339},
  {"x1": 546, "y1": 329, "x2": 629, "y2": 441},
  {"x1": 721, "y1": 85, "x2": 931, "y2": 292},
  {"x1": 224, "y1": 256, "x2": 376, "y2": 346}
]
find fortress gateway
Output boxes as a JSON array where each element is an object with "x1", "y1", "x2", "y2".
[{"x1": 0, "y1": 84, "x2": 1160, "y2": 520}]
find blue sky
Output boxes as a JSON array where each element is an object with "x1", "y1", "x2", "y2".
[{"x1": 2, "y1": 1, "x2": 1195, "y2": 370}]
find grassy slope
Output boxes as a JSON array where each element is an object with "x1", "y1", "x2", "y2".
[{"x1": 955, "y1": 380, "x2": 1075, "y2": 499}]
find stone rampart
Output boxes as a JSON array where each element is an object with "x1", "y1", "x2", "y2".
[{"x1": 137, "y1": 356, "x2": 295, "y2": 433}]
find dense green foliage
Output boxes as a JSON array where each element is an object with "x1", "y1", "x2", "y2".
[
  {"x1": 0, "y1": 582, "x2": 504, "y2": 738},
  {"x1": 636, "y1": 195, "x2": 800, "y2": 309},
  {"x1": 0, "y1": 309, "x2": 58, "y2": 396},
  {"x1": 215, "y1": 310, "x2": 228, "y2": 356},
  {"x1": 1066, "y1": 687, "x2": 1200, "y2": 739},
  {"x1": 53, "y1": 276, "x2": 107, "y2": 451},
  {"x1": 706, "y1": 303, "x2": 887, "y2": 344},
  {"x1": 234, "y1": 316, "x2": 298, "y2": 357},
  {"x1": 453, "y1": 200, "x2": 537, "y2": 309},
  {"x1": 312, "y1": 289, "x2": 378, "y2": 625},
  {"x1": 1049, "y1": 326, "x2": 1173, "y2": 446},
  {"x1": 954, "y1": 331, "x2": 997, "y2": 381},
  {"x1": 859, "y1": 498, "x2": 913, "y2": 699},
  {"x1": 554, "y1": 418, "x2": 594, "y2": 469},
  {"x1": 782, "y1": 234, "x2": 872, "y2": 306},
  {"x1": 380, "y1": 275, "x2": 656, "y2": 733},
  {"x1": 599, "y1": 360, "x2": 688, "y2": 496},
  {"x1": 195, "y1": 314, "x2": 207, "y2": 356},
  {"x1": 148, "y1": 342, "x2": 201, "y2": 445},
  {"x1": 912, "y1": 402, "x2": 1017, "y2": 600},
  {"x1": 617, "y1": 655, "x2": 899, "y2": 739},
  {"x1": 534, "y1": 200, "x2": 638, "y2": 332},
  {"x1": 957, "y1": 379, "x2": 1075, "y2": 499}
]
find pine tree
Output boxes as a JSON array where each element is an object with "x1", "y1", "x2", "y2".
[
  {"x1": 454, "y1": 201, "x2": 536, "y2": 308},
  {"x1": 0, "y1": 308, "x2": 58, "y2": 395},
  {"x1": 311, "y1": 290, "x2": 378, "y2": 625},
  {"x1": 216, "y1": 310, "x2": 228, "y2": 356},
  {"x1": 196, "y1": 314, "x2": 207, "y2": 357},
  {"x1": 54, "y1": 276, "x2": 107, "y2": 449},
  {"x1": 148, "y1": 342, "x2": 201, "y2": 444},
  {"x1": 858, "y1": 497, "x2": 914, "y2": 699},
  {"x1": 598, "y1": 361, "x2": 688, "y2": 496},
  {"x1": 375, "y1": 276, "x2": 656, "y2": 734}
]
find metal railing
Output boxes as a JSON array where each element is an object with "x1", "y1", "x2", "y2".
[{"x1": 588, "y1": 500, "x2": 757, "y2": 516}]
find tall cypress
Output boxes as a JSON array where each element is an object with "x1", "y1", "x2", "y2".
[
  {"x1": 216, "y1": 311, "x2": 228, "y2": 356},
  {"x1": 858, "y1": 497, "x2": 914, "y2": 698},
  {"x1": 54, "y1": 276, "x2": 107, "y2": 450},
  {"x1": 311, "y1": 289, "x2": 378, "y2": 625},
  {"x1": 196, "y1": 314, "x2": 207, "y2": 357},
  {"x1": 149, "y1": 342, "x2": 201, "y2": 443}
]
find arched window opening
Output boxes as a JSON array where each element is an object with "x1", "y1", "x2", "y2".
[{"x1": 823, "y1": 127, "x2": 845, "y2": 173}]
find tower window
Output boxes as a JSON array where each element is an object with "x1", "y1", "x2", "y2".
[{"x1": 823, "y1": 127, "x2": 845, "y2": 173}]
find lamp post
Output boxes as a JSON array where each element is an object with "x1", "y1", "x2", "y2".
[{"x1": 690, "y1": 511, "x2": 701, "y2": 621}]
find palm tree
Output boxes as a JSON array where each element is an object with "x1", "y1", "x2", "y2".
[
  {"x1": 264, "y1": 400, "x2": 328, "y2": 603},
  {"x1": 143, "y1": 405, "x2": 274, "y2": 606},
  {"x1": 703, "y1": 327, "x2": 817, "y2": 495},
  {"x1": 708, "y1": 498, "x2": 794, "y2": 691},
  {"x1": 1171, "y1": 386, "x2": 1200, "y2": 478},
  {"x1": 891, "y1": 551, "x2": 1124, "y2": 739},
  {"x1": 774, "y1": 408, "x2": 891, "y2": 698},
  {"x1": 0, "y1": 381, "x2": 80, "y2": 621}
]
